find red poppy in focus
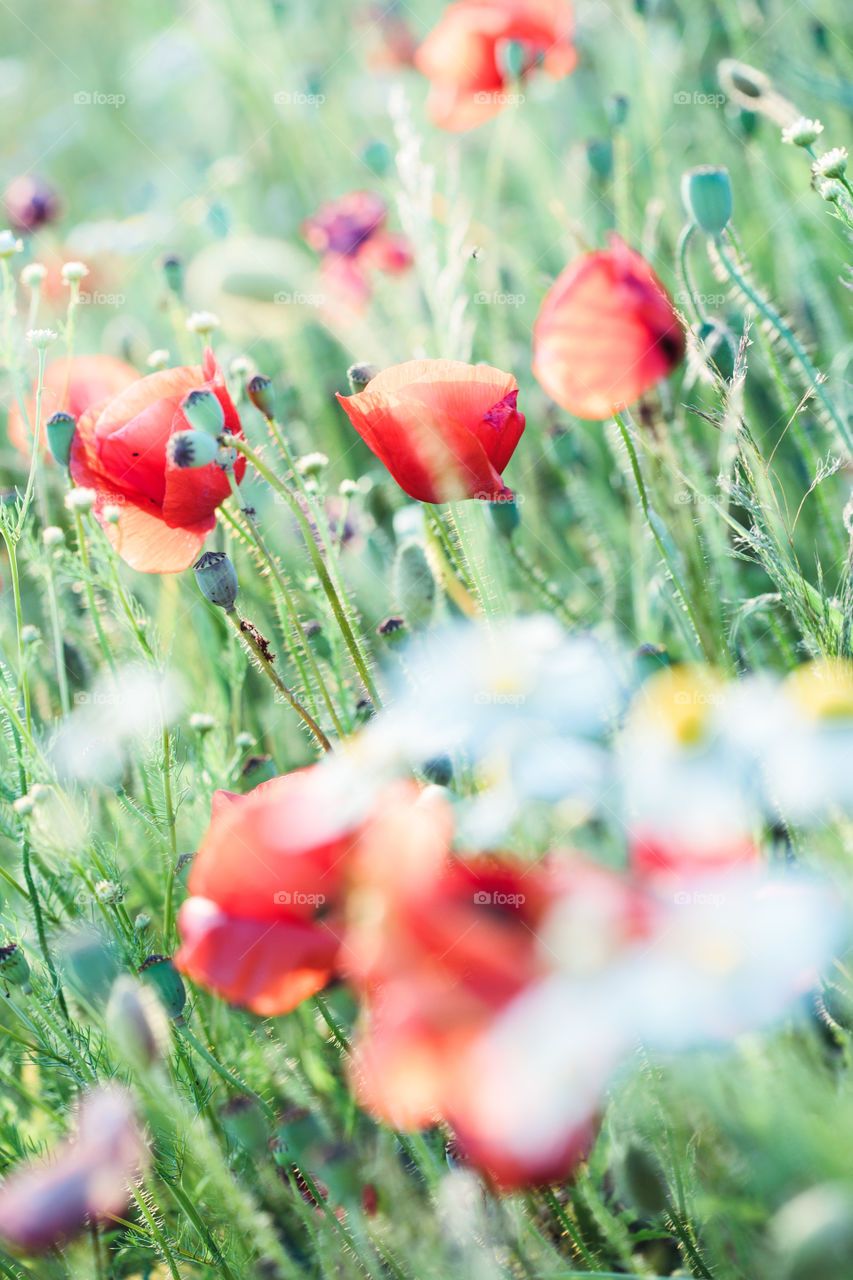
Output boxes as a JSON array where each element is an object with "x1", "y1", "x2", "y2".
[
  {"x1": 415, "y1": 0, "x2": 577, "y2": 132},
  {"x1": 175, "y1": 768, "x2": 364, "y2": 1016},
  {"x1": 533, "y1": 234, "x2": 686, "y2": 419},
  {"x1": 302, "y1": 192, "x2": 413, "y2": 318},
  {"x1": 336, "y1": 358, "x2": 525, "y2": 502},
  {"x1": 68, "y1": 348, "x2": 245, "y2": 573},
  {"x1": 7, "y1": 354, "x2": 139, "y2": 456}
]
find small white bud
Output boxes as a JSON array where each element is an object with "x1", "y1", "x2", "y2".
[{"x1": 60, "y1": 260, "x2": 89, "y2": 283}]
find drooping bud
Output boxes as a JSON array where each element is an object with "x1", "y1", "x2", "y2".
[
  {"x1": 220, "y1": 1096, "x2": 269, "y2": 1153},
  {"x1": 138, "y1": 955, "x2": 186, "y2": 1020},
  {"x1": 181, "y1": 388, "x2": 225, "y2": 438},
  {"x1": 487, "y1": 494, "x2": 521, "y2": 539},
  {"x1": 106, "y1": 975, "x2": 169, "y2": 1067},
  {"x1": 167, "y1": 428, "x2": 220, "y2": 469},
  {"x1": 681, "y1": 166, "x2": 733, "y2": 237},
  {"x1": 394, "y1": 539, "x2": 436, "y2": 631},
  {"x1": 347, "y1": 362, "x2": 379, "y2": 394},
  {"x1": 193, "y1": 551, "x2": 239, "y2": 610},
  {"x1": 247, "y1": 374, "x2": 276, "y2": 419},
  {"x1": 0, "y1": 943, "x2": 31, "y2": 993},
  {"x1": 45, "y1": 411, "x2": 76, "y2": 468},
  {"x1": 161, "y1": 254, "x2": 183, "y2": 296}
]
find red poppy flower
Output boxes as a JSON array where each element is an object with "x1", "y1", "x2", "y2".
[
  {"x1": 415, "y1": 0, "x2": 577, "y2": 132},
  {"x1": 630, "y1": 831, "x2": 759, "y2": 882},
  {"x1": 346, "y1": 847, "x2": 559, "y2": 1128},
  {"x1": 302, "y1": 192, "x2": 413, "y2": 318},
  {"x1": 7, "y1": 354, "x2": 139, "y2": 456},
  {"x1": 336, "y1": 358, "x2": 525, "y2": 502},
  {"x1": 533, "y1": 235, "x2": 686, "y2": 419},
  {"x1": 175, "y1": 768, "x2": 363, "y2": 1016},
  {"x1": 68, "y1": 348, "x2": 245, "y2": 573}
]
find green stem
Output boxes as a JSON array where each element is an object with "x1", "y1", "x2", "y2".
[
  {"x1": 130, "y1": 1184, "x2": 183, "y2": 1280},
  {"x1": 177, "y1": 1023, "x2": 275, "y2": 1120},
  {"x1": 676, "y1": 223, "x2": 703, "y2": 325},
  {"x1": 228, "y1": 436, "x2": 381, "y2": 706},
  {"x1": 162, "y1": 727, "x2": 178, "y2": 945}
]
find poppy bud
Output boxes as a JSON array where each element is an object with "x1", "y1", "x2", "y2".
[
  {"x1": 347, "y1": 362, "x2": 379, "y2": 393},
  {"x1": 106, "y1": 975, "x2": 169, "y2": 1067},
  {"x1": 681, "y1": 166, "x2": 733, "y2": 237},
  {"x1": 162, "y1": 254, "x2": 183, "y2": 295},
  {"x1": 139, "y1": 955, "x2": 187, "y2": 1020},
  {"x1": 487, "y1": 494, "x2": 521, "y2": 539},
  {"x1": 193, "y1": 550, "x2": 239, "y2": 610},
  {"x1": 0, "y1": 943, "x2": 31, "y2": 993},
  {"x1": 394, "y1": 540, "x2": 436, "y2": 631},
  {"x1": 247, "y1": 374, "x2": 276, "y2": 420},
  {"x1": 181, "y1": 388, "x2": 225, "y2": 438},
  {"x1": 220, "y1": 1096, "x2": 269, "y2": 1153},
  {"x1": 167, "y1": 428, "x2": 220, "y2": 469}
]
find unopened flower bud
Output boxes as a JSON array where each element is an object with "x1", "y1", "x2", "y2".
[
  {"x1": 297, "y1": 451, "x2": 328, "y2": 478},
  {"x1": 60, "y1": 261, "x2": 88, "y2": 284},
  {"x1": 27, "y1": 328, "x2": 56, "y2": 350},
  {"x1": 347, "y1": 362, "x2": 379, "y2": 393},
  {"x1": 65, "y1": 487, "x2": 95, "y2": 513},
  {"x1": 393, "y1": 539, "x2": 436, "y2": 632},
  {"x1": 43, "y1": 526, "x2": 64, "y2": 548},
  {"x1": 377, "y1": 616, "x2": 406, "y2": 646},
  {"x1": 20, "y1": 262, "x2": 47, "y2": 288},
  {"x1": 167, "y1": 428, "x2": 220, "y2": 469},
  {"x1": 189, "y1": 711, "x2": 216, "y2": 734},
  {"x1": 782, "y1": 116, "x2": 824, "y2": 148},
  {"x1": 139, "y1": 955, "x2": 186, "y2": 1020},
  {"x1": 45, "y1": 410, "x2": 76, "y2": 468},
  {"x1": 147, "y1": 348, "x2": 170, "y2": 370},
  {"x1": 181, "y1": 388, "x2": 225, "y2": 437},
  {"x1": 133, "y1": 912, "x2": 151, "y2": 935},
  {"x1": 103, "y1": 504, "x2": 122, "y2": 525},
  {"x1": 586, "y1": 138, "x2": 614, "y2": 180},
  {"x1": 247, "y1": 374, "x2": 276, "y2": 419},
  {"x1": 193, "y1": 550, "x2": 239, "y2": 610},
  {"x1": 106, "y1": 976, "x2": 169, "y2": 1067},
  {"x1": 186, "y1": 310, "x2": 219, "y2": 336},
  {"x1": 0, "y1": 943, "x2": 31, "y2": 993},
  {"x1": 339, "y1": 479, "x2": 358, "y2": 497},
  {"x1": 681, "y1": 166, "x2": 733, "y2": 237}
]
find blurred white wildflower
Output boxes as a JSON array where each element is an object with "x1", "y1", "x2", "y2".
[
  {"x1": 60, "y1": 260, "x2": 89, "y2": 284},
  {"x1": 51, "y1": 664, "x2": 184, "y2": 784}
]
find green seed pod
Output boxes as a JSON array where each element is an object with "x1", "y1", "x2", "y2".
[
  {"x1": 139, "y1": 954, "x2": 187, "y2": 1020},
  {"x1": 498, "y1": 39, "x2": 525, "y2": 81},
  {"x1": 60, "y1": 930, "x2": 119, "y2": 1008},
  {"x1": 586, "y1": 138, "x2": 614, "y2": 181},
  {"x1": 181, "y1": 389, "x2": 225, "y2": 438},
  {"x1": 162, "y1": 254, "x2": 183, "y2": 296},
  {"x1": 247, "y1": 374, "x2": 276, "y2": 420},
  {"x1": 45, "y1": 411, "x2": 76, "y2": 468},
  {"x1": 0, "y1": 943, "x2": 31, "y2": 993},
  {"x1": 393, "y1": 539, "x2": 436, "y2": 632},
  {"x1": 681, "y1": 166, "x2": 733, "y2": 237},
  {"x1": 220, "y1": 1096, "x2": 269, "y2": 1154},
  {"x1": 194, "y1": 551, "x2": 239, "y2": 610},
  {"x1": 487, "y1": 495, "x2": 521, "y2": 539},
  {"x1": 376, "y1": 616, "x2": 407, "y2": 647},
  {"x1": 361, "y1": 139, "x2": 392, "y2": 176},
  {"x1": 347, "y1": 362, "x2": 379, "y2": 394},
  {"x1": 168, "y1": 428, "x2": 221, "y2": 469}
]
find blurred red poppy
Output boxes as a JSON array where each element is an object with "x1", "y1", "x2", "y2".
[
  {"x1": 336, "y1": 358, "x2": 525, "y2": 502},
  {"x1": 7, "y1": 353, "x2": 139, "y2": 456},
  {"x1": 175, "y1": 768, "x2": 360, "y2": 1015},
  {"x1": 68, "y1": 347, "x2": 245, "y2": 573},
  {"x1": 415, "y1": 0, "x2": 577, "y2": 132},
  {"x1": 533, "y1": 235, "x2": 686, "y2": 419},
  {"x1": 346, "y1": 842, "x2": 559, "y2": 1128},
  {"x1": 302, "y1": 191, "x2": 413, "y2": 318}
]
